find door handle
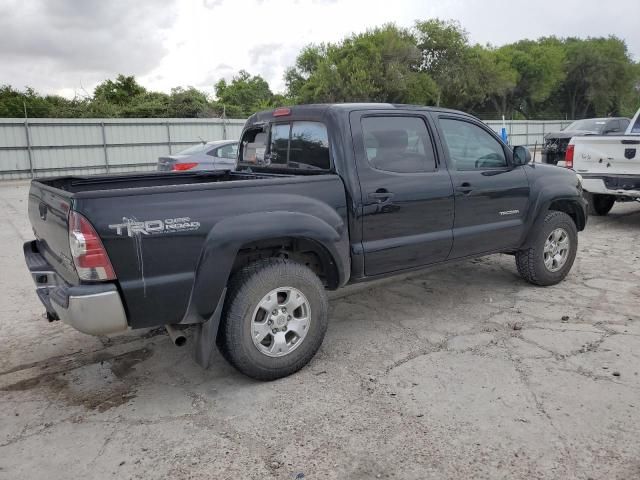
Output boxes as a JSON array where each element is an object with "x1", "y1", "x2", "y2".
[
  {"x1": 368, "y1": 190, "x2": 394, "y2": 202},
  {"x1": 456, "y1": 182, "x2": 473, "y2": 194}
]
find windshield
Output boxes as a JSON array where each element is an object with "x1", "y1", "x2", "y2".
[
  {"x1": 564, "y1": 119, "x2": 606, "y2": 133},
  {"x1": 177, "y1": 143, "x2": 209, "y2": 155}
]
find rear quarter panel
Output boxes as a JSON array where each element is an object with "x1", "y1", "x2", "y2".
[{"x1": 73, "y1": 175, "x2": 349, "y2": 328}]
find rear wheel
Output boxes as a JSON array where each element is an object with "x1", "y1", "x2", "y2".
[
  {"x1": 585, "y1": 192, "x2": 615, "y2": 216},
  {"x1": 516, "y1": 211, "x2": 578, "y2": 286},
  {"x1": 217, "y1": 258, "x2": 328, "y2": 380}
]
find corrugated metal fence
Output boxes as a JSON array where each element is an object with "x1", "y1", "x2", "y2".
[
  {"x1": 485, "y1": 119, "x2": 572, "y2": 151},
  {"x1": 0, "y1": 117, "x2": 571, "y2": 180},
  {"x1": 0, "y1": 117, "x2": 246, "y2": 180}
]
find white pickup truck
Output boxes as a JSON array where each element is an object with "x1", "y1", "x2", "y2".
[{"x1": 562, "y1": 108, "x2": 640, "y2": 215}]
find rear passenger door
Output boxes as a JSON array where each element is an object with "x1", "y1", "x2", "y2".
[
  {"x1": 350, "y1": 110, "x2": 455, "y2": 276},
  {"x1": 433, "y1": 115, "x2": 530, "y2": 258}
]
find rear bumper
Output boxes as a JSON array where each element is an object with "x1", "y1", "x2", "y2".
[
  {"x1": 581, "y1": 174, "x2": 640, "y2": 198},
  {"x1": 23, "y1": 241, "x2": 128, "y2": 335}
]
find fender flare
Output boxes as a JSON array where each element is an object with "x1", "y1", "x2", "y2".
[
  {"x1": 521, "y1": 191, "x2": 586, "y2": 249},
  {"x1": 187, "y1": 210, "x2": 348, "y2": 368},
  {"x1": 183, "y1": 210, "x2": 349, "y2": 326}
]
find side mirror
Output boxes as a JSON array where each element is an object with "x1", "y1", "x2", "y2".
[{"x1": 513, "y1": 145, "x2": 531, "y2": 166}]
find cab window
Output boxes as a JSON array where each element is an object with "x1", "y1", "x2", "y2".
[
  {"x1": 289, "y1": 122, "x2": 330, "y2": 170},
  {"x1": 361, "y1": 116, "x2": 436, "y2": 173},
  {"x1": 270, "y1": 123, "x2": 290, "y2": 165},
  {"x1": 268, "y1": 121, "x2": 330, "y2": 170},
  {"x1": 440, "y1": 119, "x2": 507, "y2": 170}
]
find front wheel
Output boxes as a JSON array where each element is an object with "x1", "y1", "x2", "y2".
[
  {"x1": 217, "y1": 258, "x2": 328, "y2": 380},
  {"x1": 516, "y1": 211, "x2": 578, "y2": 286}
]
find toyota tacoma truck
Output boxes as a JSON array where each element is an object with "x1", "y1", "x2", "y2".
[
  {"x1": 561, "y1": 108, "x2": 640, "y2": 215},
  {"x1": 24, "y1": 103, "x2": 587, "y2": 380}
]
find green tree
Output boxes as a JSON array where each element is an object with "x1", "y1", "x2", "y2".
[
  {"x1": 0, "y1": 86, "x2": 72, "y2": 117},
  {"x1": 121, "y1": 91, "x2": 170, "y2": 117},
  {"x1": 414, "y1": 19, "x2": 470, "y2": 107},
  {"x1": 93, "y1": 74, "x2": 147, "y2": 105},
  {"x1": 2, "y1": 26, "x2": 639, "y2": 121},
  {"x1": 487, "y1": 38, "x2": 566, "y2": 118},
  {"x1": 619, "y1": 62, "x2": 640, "y2": 118},
  {"x1": 561, "y1": 37, "x2": 635, "y2": 118},
  {"x1": 414, "y1": 19, "x2": 536, "y2": 116},
  {"x1": 214, "y1": 70, "x2": 273, "y2": 117},
  {"x1": 168, "y1": 87, "x2": 213, "y2": 117},
  {"x1": 463, "y1": 46, "x2": 518, "y2": 118},
  {"x1": 285, "y1": 25, "x2": 438, "y2": 105}
]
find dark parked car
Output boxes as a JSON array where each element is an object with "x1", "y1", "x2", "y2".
[
  {"x1": 157, "y1": 140, "x2": 238, "y2": 171},
  {"x1": 24, "y1": 103, "x2": 587, "y2": 380},
  {"x1": 542, "y1": 117, "x2": 630, "y2": 165}
]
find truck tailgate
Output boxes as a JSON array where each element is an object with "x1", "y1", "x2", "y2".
[
  {"x1": 573, "y1": 136, "x2": 640, "y2": 175},
  {"x1": 28, "y1": 182, "x2": 78, "y2": 284}
]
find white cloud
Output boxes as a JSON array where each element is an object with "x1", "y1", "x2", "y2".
[
  {"x1": 1, "y1": 0, "x2": 639, "y2": 98},
  {"x1": 0, "y1": 0, "x2": 178, "y2": 96}
]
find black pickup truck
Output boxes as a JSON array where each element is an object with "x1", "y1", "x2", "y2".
[{"x1": 24, "y1": 104, "x2": 587, "y2": 380}]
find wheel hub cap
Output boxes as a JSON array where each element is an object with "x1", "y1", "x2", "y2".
[
  {"x1": 274, "y1": 314, "x2": 287, "y2": 328},
  {"x1": 543, "y1": 227, "x2": 570, "y2": 272},
  {"x1": 251, "y1": 287, "x2": 311, "y2": 357}
]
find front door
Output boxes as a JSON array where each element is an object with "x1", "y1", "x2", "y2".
[
  {"x1": 350, "y1": 111, "x2": 455, "y2": 276},
  {"x1": 433, "y1": 115, "x2": 530, "y2": 258}
]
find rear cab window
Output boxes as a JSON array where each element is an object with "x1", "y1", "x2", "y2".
[{"x1": 239, "y1": 120, "x2": 331, "y2": 171}]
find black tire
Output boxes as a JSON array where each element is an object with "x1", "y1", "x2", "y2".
[
  {"x1": 585, "y1": 193, "x2": 615, "y2": 216},
  {"x1": 217, "y1": 258, "x2": 328, "y2": 380},
  {"x1": 515, "y1": 211, "x2": 578, "y2": 286}
]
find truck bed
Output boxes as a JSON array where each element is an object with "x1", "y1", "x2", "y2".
[
  {"x1": 39, "y1": 170, "x2": 283, "y2": 195},
  {"x1": 28, "y1": 169, "x2": 349, "y2": 329}
]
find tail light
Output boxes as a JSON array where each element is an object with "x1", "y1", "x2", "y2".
[
  {"x1": 565, "y1": 144, "x2": 574, "y2": 168},
  {"x1": 172, "y1": 162, "x2": 198, "y2": 171},
  {"x1": 69, "y1": 211, "x2": 116, "y2": 281}
]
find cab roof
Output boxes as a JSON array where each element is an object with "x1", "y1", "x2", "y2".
[{"x1": 244, "y1": 103, "x2": 474, "y2": 127}]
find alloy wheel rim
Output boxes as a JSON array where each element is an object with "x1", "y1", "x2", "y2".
[
  {"x1": 543, "y1": 227, "x2": 570, "y2": 272},
  {"x1": 251, "y1": 287, "x2": 311, "y2": 357}
]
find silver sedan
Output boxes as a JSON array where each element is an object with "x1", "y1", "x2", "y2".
[{"x1": 157, "y1": 140, "x2": 238, "y2": 172}]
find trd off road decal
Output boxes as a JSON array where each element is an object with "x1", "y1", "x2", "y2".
[{"x1": 109, "y1": 217, "x2": 201, "y2": 236}]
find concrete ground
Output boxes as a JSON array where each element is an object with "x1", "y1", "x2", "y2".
[{"x1": 1, "y1": 180, "x2": 639, "y2": 480}]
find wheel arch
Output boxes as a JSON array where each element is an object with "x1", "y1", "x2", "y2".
[
  {"x1": 183, "y1": 210, "x2": 350, "y2": 326},
  {"x1": 521, "y1": 196, "x2": 586, "y2": 250},
  {"x1": 231, "y1": 236, "x2": 343, "y2": 290},
  {"x1": 548, "y1": 198, "x2": 586, "y2": 231}
]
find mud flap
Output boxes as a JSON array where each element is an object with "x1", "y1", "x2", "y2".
[{"x1": 193, "y1": 288, "x2": 226, "y2": 368}]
